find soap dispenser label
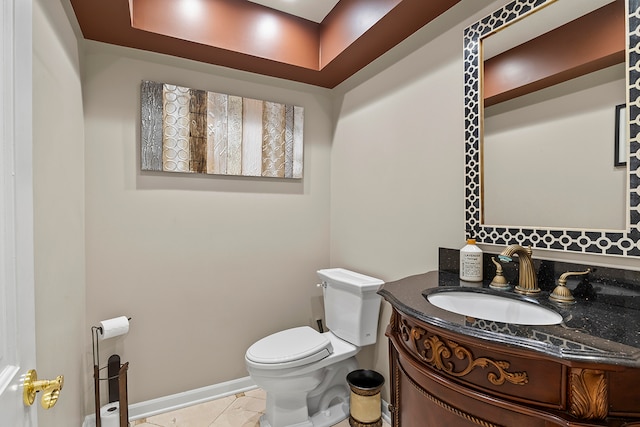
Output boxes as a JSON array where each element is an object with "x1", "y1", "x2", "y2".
[{"x1": 461, "y1": 253, "x2": 482, "y2": 281}]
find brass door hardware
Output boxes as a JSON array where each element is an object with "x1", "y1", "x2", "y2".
[{"x1": 23, "y1": 369, "x2": 64, "y2": 409}]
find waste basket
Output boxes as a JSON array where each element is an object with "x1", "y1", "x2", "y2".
[{"x1": 346, "y1": 369, "x2": 385, "y2": 427}]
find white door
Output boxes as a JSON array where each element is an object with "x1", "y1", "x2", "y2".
[{"x1": 0, "y1": 0, "x2": 37, "y2": 425}]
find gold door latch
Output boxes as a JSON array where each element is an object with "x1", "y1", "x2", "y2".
[{"x1": 23, "y1": 369, "x2": 64, "y2": 409}]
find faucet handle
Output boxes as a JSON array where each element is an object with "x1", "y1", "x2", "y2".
[
  {"x1": 489, "y1": 257, "x2": 509, "y2": 289},
  {"x1": 549, "y1": 269, "x2": 591, "y2": 304}
]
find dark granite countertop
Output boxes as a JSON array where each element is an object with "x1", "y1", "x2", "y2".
[{"x1": 378, "y1": 270, "x2": 640, "y2": 368}]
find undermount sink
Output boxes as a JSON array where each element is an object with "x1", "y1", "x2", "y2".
[{"x1": 426, "y1": 290, "x2": 563, "y2": 325}]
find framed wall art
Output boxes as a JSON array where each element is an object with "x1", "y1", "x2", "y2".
[{"x1": 140, "y1": 81, "x2": 304, "y2": 179}]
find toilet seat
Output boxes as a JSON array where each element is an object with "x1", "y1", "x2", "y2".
[{"x1": 246, "y1": 326, "x2": 333, "y2": 370}]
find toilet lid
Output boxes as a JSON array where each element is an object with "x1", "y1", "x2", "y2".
[{"x1": 246, "y1": 326, "x2": 333, "y2": 368}]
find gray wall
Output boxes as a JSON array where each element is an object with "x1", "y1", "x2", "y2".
[
  {"x1": 33, "y1": 0, "x2": 85, "y2": 425},
  {"x1": 329, "y1": 1, "x2": 485, "y2": 400},
  {"x1": 81, "y1": 43, "x2": 333, "y2": 406}
]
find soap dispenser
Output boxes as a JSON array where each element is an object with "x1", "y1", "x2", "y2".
[{"x1": 460, "y1": 239, "x2": 483, "y2": 282}]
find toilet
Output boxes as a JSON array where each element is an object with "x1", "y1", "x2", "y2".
[{"x1": 245, "y1": 268, "x2": 384, "y2": 427}]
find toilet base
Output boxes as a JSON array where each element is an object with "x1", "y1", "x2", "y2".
[
  {"x1": 254, "y1": 356, "x2": 358, "y2": 427},
  {"x1": 259, "y1": 414, "x2": 312, "y2": 427},
  {"x1": 309, "y1": 400, "x2": 350, "y2": 427},
  {"x1": 259, "y1": 400, "x2": 349, "y2": 427}
]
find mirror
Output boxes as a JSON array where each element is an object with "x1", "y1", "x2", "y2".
[
  {"x1": 483, "y1": 64, "x2": 626, "y2": 230},
  {"x1": 464, "y1": 0, "x2": 640, "y2": 257},
  {"x1": 483, "y1": 0, "x2": 625, "y2": 230}
]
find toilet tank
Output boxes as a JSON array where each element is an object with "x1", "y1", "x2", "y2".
[{"x1": 317, "y1": 268, "x2": 384, "y2": 347}]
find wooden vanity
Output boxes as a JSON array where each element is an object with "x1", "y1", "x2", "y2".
[{"x1": 379, "y1": 271, "x2": 640, "y2": 427}]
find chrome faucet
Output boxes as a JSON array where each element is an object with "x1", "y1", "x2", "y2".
[{"x1": 498, "y1": 245, "x2": 540, "y2": 295}]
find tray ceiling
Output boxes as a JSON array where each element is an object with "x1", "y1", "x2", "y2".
[{"x1": 69, "y1": 0, "x2": 460, "y2": 88}]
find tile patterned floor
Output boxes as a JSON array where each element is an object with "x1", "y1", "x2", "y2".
[{"x1": 131, "y1": 388, "x2": 390, "y2": 427}]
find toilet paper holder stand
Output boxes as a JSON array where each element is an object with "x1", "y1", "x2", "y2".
[{"x1": 92, "y1": 320, "x2": 131, "y2": 427}]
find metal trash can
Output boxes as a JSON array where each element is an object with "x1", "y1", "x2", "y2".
[{"x1": 346, "y1": 369, "x2": 385, "y2": 427}]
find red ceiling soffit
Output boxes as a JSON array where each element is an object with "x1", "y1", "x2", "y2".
[
  {"x1": 69, "y1": 0, "x2": 460, "y2": 88},
  {"x1": 484, "y1": 0, "x2": 625, "y2": 106}
]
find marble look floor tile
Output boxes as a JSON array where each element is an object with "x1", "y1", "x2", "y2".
[
  {"x1": 142, "y1": 395, "x2": 236, "y2": 427},
  {"x1": 244, "y1": 388, "x2": 266, "y2": 400},
  {"x1": 227, "y1": 394, "x2": 266, "y2": 413},
  {"x1": 132, "y1": 419, "x2": 159, "y2": 426},
  {"x1": 130, "y1": 387, "x2": 389, "y2": 427},
  {"x1": 209, "y1": 404, "x2": 263, "y2": 427}
]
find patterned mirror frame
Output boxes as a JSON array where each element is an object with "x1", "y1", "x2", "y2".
[{"x1": 464, "y1": 0, "x2": 640, "y2": 257}]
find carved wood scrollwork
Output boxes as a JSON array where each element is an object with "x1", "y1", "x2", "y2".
[
  {"x1": 398, "y1": 313, "x2": 410, "y2": 342},
  {"x1": 401, "y1": 319, "x2": 528, "y2": 386},
  {"x1": 389, "y1": 309, "x2": 399, "y2": 336},
  {"x1": 570, "y1": 368, "x2": 608, "y2": 420}
]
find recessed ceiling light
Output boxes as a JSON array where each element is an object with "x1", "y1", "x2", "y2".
[{"x1": 179, "y1": 0, "x2": 203, "y2": 20}]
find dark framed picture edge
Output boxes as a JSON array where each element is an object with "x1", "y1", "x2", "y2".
[{"x1": 614, "y1": 103, "x2": 626, "y2": 167}]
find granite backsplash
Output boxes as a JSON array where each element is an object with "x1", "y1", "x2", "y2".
[{"x1": 439, "y1": 247, "x2": 640, "y2": 310}]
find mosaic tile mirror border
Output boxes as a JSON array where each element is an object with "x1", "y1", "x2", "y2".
[
  {"x1": 140, "y1": 81, "x2": 304, "y2": 179},
  {"x1": 463, "y1": 0, "x2": 640, "y2": 257}
]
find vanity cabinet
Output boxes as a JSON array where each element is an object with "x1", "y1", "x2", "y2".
[{"x1": 380, "y1": 271, "x2": 640, "y2": 427}]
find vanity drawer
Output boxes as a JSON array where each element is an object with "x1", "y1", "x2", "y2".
[
  {"x1": 392, "y1": 312, "x2": 566, "y2": 409},
  {"x1": 392, "y1": 347, "x2": 565, "y2": 427}
]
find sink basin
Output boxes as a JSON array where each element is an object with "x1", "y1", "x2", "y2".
[{"x1": 426, "y1": 290, "x2": 563, "y2": 325}]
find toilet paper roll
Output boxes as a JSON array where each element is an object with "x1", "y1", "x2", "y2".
[
  {"x1": 99, "y1": 316, "x2": 129, "y2": 340},
  {"x1": 99, "y1": 402, "x2": 120, "y2": 427}
]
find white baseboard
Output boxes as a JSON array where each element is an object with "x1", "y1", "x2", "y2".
[
  {"x1": 82, "y1": 376, "x2": 257, "y2": 426},
  {"x1": 381, "y1": 398, "x2": 392, "y2": 425},
  {"x1": 128, "y1": 376, "x2": 258, "y2": 420},
  {"x1": 83, "y1": 376, "x2": 392, "y2": 426}
]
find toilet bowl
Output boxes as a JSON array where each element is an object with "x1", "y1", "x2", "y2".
[{"x1": 245, "y1": 268, "x2": 384, "y2": 427}]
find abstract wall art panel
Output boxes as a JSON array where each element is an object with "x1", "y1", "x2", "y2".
[{"x1": 140, "y1": 81, "x2": 304, "y2": 178}]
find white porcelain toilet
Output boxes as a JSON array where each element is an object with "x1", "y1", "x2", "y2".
[{"x1": 245, "y1": 268, "x2": 384, "y2": 427}]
